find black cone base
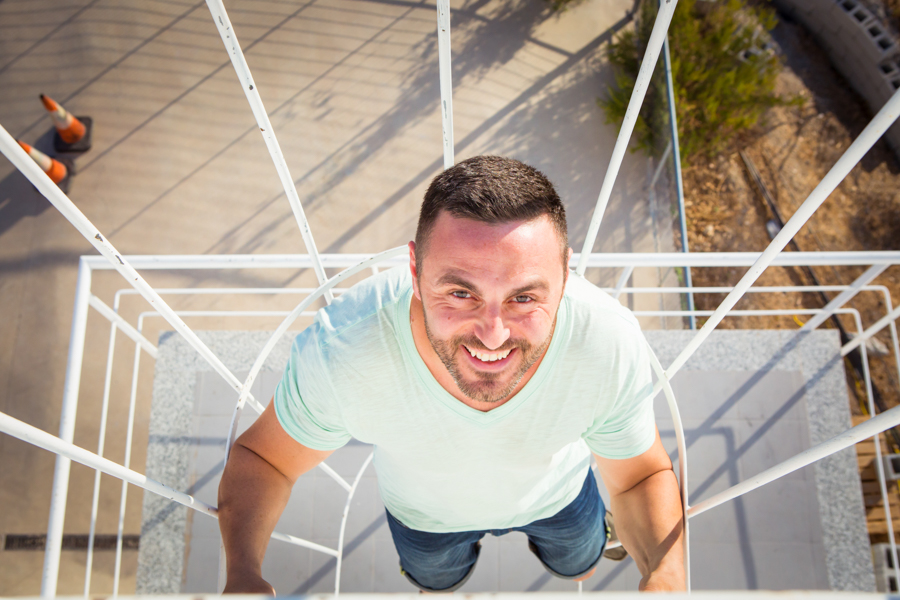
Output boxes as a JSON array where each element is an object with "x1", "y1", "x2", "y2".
[{"x1": 53, "y1": 116, "x2": 92, "y2": 153}]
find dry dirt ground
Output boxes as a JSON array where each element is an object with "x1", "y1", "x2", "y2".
[
  {"x1": 876, "y1": 0, "x2": 900, "y2": 37},
  {"x1": 680, "y1": 16, "x2": 900, "y2": 541}
]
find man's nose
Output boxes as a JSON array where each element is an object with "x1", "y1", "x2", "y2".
[{"x1": 475, "y1": 308, "x2": 510, "y2": 350}]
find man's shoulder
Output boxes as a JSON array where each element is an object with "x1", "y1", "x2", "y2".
[
  {"x1": 313, "y1": 266, "x2": 411, "y2": 343},
  {"x1": 563, "y1": 272, "x2": 642, "y2": 334},
  {"x1": 281, "y1": 267, "x2": 412, "y2": 415},
  {"x1": 555, "y1": 274, "x2": 649, "y2": 383}
]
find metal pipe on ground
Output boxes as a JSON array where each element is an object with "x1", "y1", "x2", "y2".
[
  {"x1": 661, "y1": 88, "x2": 900, "y2": 385},
  {"x1": 741, "y1": 150, "x2": 900, "y2": 450}
]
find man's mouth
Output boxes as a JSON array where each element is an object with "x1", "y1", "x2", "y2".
[{"x1": 463, "y1": 344, "x2": 512, "y2": 363}]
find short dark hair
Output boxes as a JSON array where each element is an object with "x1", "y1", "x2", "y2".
[{"x1": 414, "y1": 156, "x2": 568, "y2": 273}]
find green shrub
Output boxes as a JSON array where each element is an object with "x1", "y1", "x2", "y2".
[
  {"x1": 600, "y1": 0, "x2": 800, "y2": 161},
  {"x1": 545, "y1": 0, "x2": 578, "y2": 11}
]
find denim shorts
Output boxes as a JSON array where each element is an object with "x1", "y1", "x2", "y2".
[{"x1": 385, "y1": 468, "x2": 608, "y2": 592}]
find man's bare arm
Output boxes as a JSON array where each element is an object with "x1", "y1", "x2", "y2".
[
  {"x1": 594, "y1": 428, "x2": 685, "y2": 591},
  {"x1": 218, "y1": 398, "x2": 333, "y2": 594}
]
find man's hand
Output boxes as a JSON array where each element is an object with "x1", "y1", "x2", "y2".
[
  {"x1": 222, "y1": 569, "x2": 277, "y2": 595},
  {"x1": 594, "y1": 428, "x2": 685, "y2": 592},
  {"x1": 639, "y1": 563, "x2": 687, "y2": 592},
  {"x1": 218, "y1": 398, "x2": 333, "y2": 594}
]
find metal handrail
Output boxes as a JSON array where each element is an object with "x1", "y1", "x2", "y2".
[{"x1": 18, "y1": 255, "x2": 900, "y2": 595}]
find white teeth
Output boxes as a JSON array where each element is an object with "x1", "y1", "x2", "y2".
[{"x1": 464, "y1": 346, "x2": 511, "y2": 362}]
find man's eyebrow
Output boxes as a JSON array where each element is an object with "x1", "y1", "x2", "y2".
[
  {"x1": 509, "y1": 280, "x2": 550, "y2": 297},
  {"x1": 435, "y1": 272, "x2": 550, "y2": 298},
  {"x1": 436, "y1": 272, "x2": 481, "y2": 293}
]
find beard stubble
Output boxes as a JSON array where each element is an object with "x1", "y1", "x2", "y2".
[{"x1": 422, "y1": 310, "x2": 554, "y2": 404}]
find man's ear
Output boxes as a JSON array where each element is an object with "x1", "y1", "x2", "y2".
[
  {"x1": 565, "y1": 247, "x2": 573, "y2": 284},
  {"x1": 409, "y1": 241, "x2": 422, "y2": 300}
]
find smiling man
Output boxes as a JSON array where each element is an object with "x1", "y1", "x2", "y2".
[{"x1": 218, "y1": 156, "x2": 685, "y2": 594}]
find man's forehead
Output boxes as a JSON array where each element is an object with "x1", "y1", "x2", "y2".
[
  {"x1": 426, "y1": 213, "x2": 564, "y2": 256},
  {"x1": 432, "y1": 211, "x2": 554, "y2": 236},
  {"x1": 416, "y1": 212, "x2": 568, "y2": 283}
]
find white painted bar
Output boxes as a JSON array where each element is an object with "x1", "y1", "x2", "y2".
[
  {"x1": 662, "y1": 32, "x2": 694, "y2": 330},
  {"x1": 142, "y1": 310, "x2": 301, "y2": 318},
  {"x1": 646, "y1": 342, "x2": 691, "y2": 591},
  {"x1": 125, "y1": 283, "x2": 884, "y2": 297},
  {"x1": 884, "y1": 294, "x2": 900, "y2": 427},
  {"x1": 0, "y1": 411, "x2": 341, "y2": 557},
  {"x1": 271, "y1": 533, "x2": 339, "y2": 558},
  {"x1": 231, "y1": 248, "x2": 407, "y2": 426},
  {"x1": 88, "y1": 296, "x2": 158, "y2": 358},
  {"x1": 334, "y1": 453, "x2": 374, "y2": 594},
  {"x1": 801, "y1": 264, "x2": 889, "y2": 331},
  {"x1": 857, "y1": 321, "x2": 900, "y2": 587},
  {"x1": 41, "y1": 259, "x2": 91, "y2": 597},
  {"x1": 2, "y1": 410, "x2": 217, "y2": 515},
  {"x1": 576, "y1": 0, "x2": 680, "y2": 275},
  {"x1": 436, "y1": 0, "x2": 454, "y2": 169},
  {"x1": 149, "y1": 306, "x2": 863, "y2": 320},
  {"x1": 842, "y1": 302, "x2": 900, "y2": 356},
  {"x1": 616, "y1": 285, "x2": 876, "y2": 294},
  {"x1": 318, "y1": 462, "x2": 353, "y2": 493},
  {"x1": 688, "y1": 404, "x2": 900, "y2": 518},
  {"x1": 83, "y1": 254, "x2": 407, "y2": 270},
  {"x1": 664, "y1": 88, "x2": 900, "y2": 380},
  {"x1": 81, "y1": 251, "x2": 900, "y2": 271},
  {"x1": 635, "y1": 309, "x2": 859, "y2": 323},
  {"x1": 224, "y1": 247, "x2": 408, "y2": 464},
  {"x1": 116, "y1": 287, "x2": 349, "y2": 296},
  {"x1": 204, "y1": 0, "x2": 332, "y2": 302},
  {"x1": 648, "y1": 141, "x2": 672, "y2": 190},
  {"x1": 113, "y1": 318, "x2": 146, "y2": 596},
  {"x1": 84, "y1": 295, "x2": 121, "y2": 597},
  {"x1": 612, "y1": 266, "x2": 634, "y2": 300},
  {"x1": 842, "y1": 310, "x2": 900, "y2": 587},
  {"x1": 0, "y1": 124, "x2": 260, "y2": 417}
]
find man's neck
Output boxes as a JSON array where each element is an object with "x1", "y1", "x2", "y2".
[{"x1": 408, "y1": 294, "x2": 550, "y2": 413}]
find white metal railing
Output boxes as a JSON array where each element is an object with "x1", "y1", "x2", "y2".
[
  {"x1": 2, "y1": 251, "x2": 899, "y2": 595},
  {"x1": 203, "y1": 0, "x2": 331, "y2": 302},
  {"x1": 661, "y1": 23, "x2": 694, "y2": 330},
  {"x1": 0, "y1": 0, "x2": 898, "y2": 594}
]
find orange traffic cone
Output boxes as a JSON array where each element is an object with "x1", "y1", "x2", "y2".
[
  {"x1": 40, "y1": 94, "x2": 92, "y2": 153},
  {"x1": 18, "y1": 141, "x2": 73, "y2": 191}
]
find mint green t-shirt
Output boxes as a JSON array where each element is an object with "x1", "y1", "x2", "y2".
[{"x1": 275, "y1": 267, "x2": 655, "y2": 533}]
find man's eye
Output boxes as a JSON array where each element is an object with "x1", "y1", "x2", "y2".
[
  {"x1": 513, "y1": 295, "x2": 532, "y2": 303},
  {"x1": 451, "y1": 291, "x2": 471, "y2": 299}
]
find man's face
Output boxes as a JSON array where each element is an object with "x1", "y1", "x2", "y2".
[{"x1": 410, "y1": 212, "x2": 570, "y2": 404}]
